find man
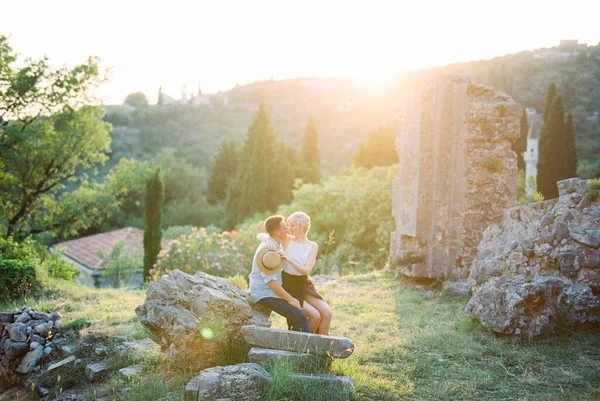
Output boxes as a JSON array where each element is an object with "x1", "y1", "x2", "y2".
[{"x1": 249, "y1": 215, "x2": 311, "y2": 332}]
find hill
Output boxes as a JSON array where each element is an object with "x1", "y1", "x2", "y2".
[{"x1": 105, "y1": 42, "x2": 600, "y2": 179}]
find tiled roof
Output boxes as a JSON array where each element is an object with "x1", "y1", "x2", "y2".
[{"x1": 53, "y1": 227, "x2": 168, "y2": 270}]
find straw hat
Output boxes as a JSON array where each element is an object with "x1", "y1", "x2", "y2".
[{"x1": 256, "y1": 244, "x2": 284, "y2": 275}]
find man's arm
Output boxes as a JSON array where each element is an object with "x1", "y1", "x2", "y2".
[{"x1": 267, "y1": 281, "x2": 302, "y2": 309}]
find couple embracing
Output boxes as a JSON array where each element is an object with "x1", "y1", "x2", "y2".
[{"x1": 248, "y1": 212, "x2": 333, "y2": 334}]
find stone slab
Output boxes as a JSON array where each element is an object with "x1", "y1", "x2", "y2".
[
  {"x1": 289, "y1": 373, "x2": 354, "y2": 394},
  {"x1": 248, "y1": 347, "x2": 332, "y2": 372},
  {"x1": 184, "y1": 376, "x2": 200, "y2": 401},
  {"x1": 85, "y1": 361, "x2": 110, "y2": 381},
  {"x1": 16, "y1": 346, "x2": 44, "y2": 373},
  {"x1": 46, "y1": 355, "x2": 76, "y2": 372},
  {"x1": 240, "y1": 325, "x2": 354, "y2": 358},
  {"x1": 118, "y1": 364, "x2": 143, "y2": 379}
]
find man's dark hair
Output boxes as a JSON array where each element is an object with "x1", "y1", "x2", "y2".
[{"x1": 264, "y1": 215, "x2": 285, "y2": 236}]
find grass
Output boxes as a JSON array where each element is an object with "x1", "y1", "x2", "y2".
[{"x1": 2, "y1": 273, "x2": 600, "y2": 400}]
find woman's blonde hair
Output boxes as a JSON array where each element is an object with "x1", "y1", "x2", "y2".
[{"x1": 287, "y1": 211, "x2": 311, "y2": 235}]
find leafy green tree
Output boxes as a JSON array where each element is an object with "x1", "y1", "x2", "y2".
[
  {"x1": 298, "y1": 115, "x2": 321, "y2": 184},
  {"x1": 208, "y1": 140, "x2": 239, "y2": 204},
  {"x1": 124, "y1": 92, "x2": 148, "y2": 108},
  {"x1": 538, "y1": 94, "x2": 565, "y2": 199},
  {"x1": 224, "y1": 104, "x2": 295, "y2": 227},
  {"x1": 512, "y1": 110, "x2": 528, "y2": 171},
  {"x1": 143, "y1": 168, "x2": 164, "y2": 281},
  {"x1": 1, "y1": 107, "x2": 113, "y2": 239},
  {"x1": 353, "y1": 125, "x2": 398, "y2": 169},
  {"x1": 564, "y1": 112, "x2": 578, "y2": 178}
]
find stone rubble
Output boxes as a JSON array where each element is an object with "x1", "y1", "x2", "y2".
[
  {"x1": 0, "y1": 307, "x2": 62, "y2": 385},
  {"x1": 466, "y1": 178, "x2": 600, "y2": 337}
]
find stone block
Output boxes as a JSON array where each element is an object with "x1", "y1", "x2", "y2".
[
  {"x1": 184, "y1": 363, "x2": 271, "y2": 401},
  {"x1": 46, "y1": 355, "x2": 76, "y2": 372},
  {"x1": 442, "y1": 280, "x2": 471, "y2": 297},
  {"x1": 16, "y1": 347, "x2": 43, "y2": 374},
  {"x1": 85, "y1": 361, "x2": 110, "y2": 381},
  {"x1": 4, "y1": 339, "x2": 29, "y2": 357},
  {"x1": 6, "y1": 322, "x2": 29, "y2": 342},
  {"x1": 288, "y1": 373, "x2": 354, "y2": 395},
  {"x1": 248, "y1": 347, "x2": 332, "y2": 372},
  {"x1": 240, "y1": 325, "x2": 354, "y2": 358},
  {"x1": 118, "y1": 364, "x2": 143, "y2": 379}
]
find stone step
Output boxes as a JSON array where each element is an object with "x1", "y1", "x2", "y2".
[
  {"x1": 248, "y1": 347, "x2": 332, "y2": 373},
  {"x1": 289, "y1": 373, "x2": 354, "y2": 394},
  {"x1": 240, "y1": 325, "x2": 354, "y2": 358}
]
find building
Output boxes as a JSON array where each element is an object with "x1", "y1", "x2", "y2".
[
  {"x1": 51, "y1": 227, "x2": 168, "y2": 288},
  {"x1": 523, "y1": 109, "x2": 541, "y2": 196}
]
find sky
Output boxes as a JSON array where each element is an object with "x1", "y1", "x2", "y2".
[{"x1": 3, "y1": 0, "x2": 599, "y2": 104}]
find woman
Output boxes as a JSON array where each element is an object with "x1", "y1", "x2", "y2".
[{"x1": 258, "y1": 212, "x2": 333, "y2": 335}]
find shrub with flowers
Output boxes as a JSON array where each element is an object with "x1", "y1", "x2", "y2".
[{"x1": 152, "y1": 221, "x2": 265, "y2": 279}]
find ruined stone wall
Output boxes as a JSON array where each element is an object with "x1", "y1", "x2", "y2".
[{"x1": 390, "y1": 75, "x2": 521, "y2": 279}]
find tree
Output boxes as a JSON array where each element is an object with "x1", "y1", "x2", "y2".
[
  {"x1": 208, "y1": 140, "x2": 238, "y2": 204},
  {"x1": 157, "y1": 86, "x2": 164, "y2": 106},
  {"x1": 538, "y1": 94, "x2": 565, "y2": 199},
  {"x1": 1, "y1": 107, "x2": 113, "y2": 239},
  {"x1": 143, "y1": 168, "x2": 164, "y2": 281},
  {"x1": 224, "y1": 104, "x2": 296, "y2": 227},
  {"x1": 512, "y1": 110, "x2": 528, "y2": 171},
  {"x1": 298, "y1": 115, "x2": 321, "y2": 184},
  {"x1": 1, "y1": 34, "x2": 101, "y2": 155},
  {"x1": 124, "y1": 92, "x2": 148, "y2": 108},
  {"x1": 564, "y1": 113, "x2": 578, "y2": 178},
  {"x1": 543, "y1": 83, "x2": 557, "y2": 123},
  {"x1": 353, "y1": 125, "x2": 398, "y2": 169}
]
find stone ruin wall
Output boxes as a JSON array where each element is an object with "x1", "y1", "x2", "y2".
[{"x1": 390, "y1": 75, "x2": 522, "y2": 279}]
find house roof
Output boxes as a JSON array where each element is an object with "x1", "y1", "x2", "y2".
[{"x1": 53, "y1": 227, "x2": 168, "y2": 270}]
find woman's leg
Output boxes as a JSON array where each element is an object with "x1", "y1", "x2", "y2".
[
  {"x1": 304, "y1": 294, "x2": 332, "y2": 335},
  {"x1": 303, "y1": 301, "x2": 321, "y2": 333}
]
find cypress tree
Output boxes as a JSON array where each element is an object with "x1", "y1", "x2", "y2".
[
  {"x1": 564, "y1": 112, "x2": 578, "y2": 178},
  {"x1": 299, "y1": 115, "x2": 321, "y2": 184},
  {"x1": 158, "y1": 86, "x2": 164, "y2": 106},
  {"x1": 143, "y1": 168, "x2": 164, "y2": 281},
  {"x1": 224, "y1": 104, "x2": 295, "y2": 228},
  {"x1": 208, "y1": 140, "x2": 238, "y2": 204},
  {"x1": 543, "y1": 83, "x2": 557, "y2": 123},
  {"x1": 512, "y1": 110, "x2": 528, "y2": 172},
  {"x1": 538, "y1": 95, "x2": 565, "y2": 199}
]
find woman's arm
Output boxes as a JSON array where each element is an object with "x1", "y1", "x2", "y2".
[{"x1": 283, "y1": 243, "x2": 318, "y2": 276}]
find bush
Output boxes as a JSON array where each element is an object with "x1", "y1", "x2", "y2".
[
  {"x1": 153, "y1": 223, "x2": 264, "y2": 279},
  {"x1": 277, "y1": 165, "x2": 396, "y2": 274},
  {"x1": 0, "y1": 259, "x2": 37, "y2": 301},
  {"x1": 0, "y1": 237, "x2": 80, "y2": 283}
]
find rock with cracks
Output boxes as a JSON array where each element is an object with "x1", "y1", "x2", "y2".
[
  {"x1": 184, "y1": 363, "x2": 271, "y2": 401},
  {"x1": 135, "y1": 269, "x2": 271, "y2": 370}
]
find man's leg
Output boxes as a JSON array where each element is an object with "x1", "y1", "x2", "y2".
[{"x1": 257, "y1": 297, "x2": 310, "y2": 333}]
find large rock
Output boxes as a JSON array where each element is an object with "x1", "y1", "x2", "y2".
[
  {"x1": 184, "y1": 363, "x2": 271, "y2": 401},
  {"x1": 390, "y1": 75, "x2": 521, "y2": 279},
  {"x1": 240, "y1": 325, "x2": 355, "y2": 358},
  {"x1": 135, "y1": 269, "x2": 271, "y2": 370},
  {"x1": 465, "y1": 275, "x2": 600, "y2": 337},
  {"x1": 16, "y1": 347, "x2": 43, "y2": 374},
  {"x1": 469, "y1": 178, "x2": 600, "y2": 292}
]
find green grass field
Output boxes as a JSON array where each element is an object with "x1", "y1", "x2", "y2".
[{"x1": 2, "y1": 272, "x2": 599, "y2": 400}]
